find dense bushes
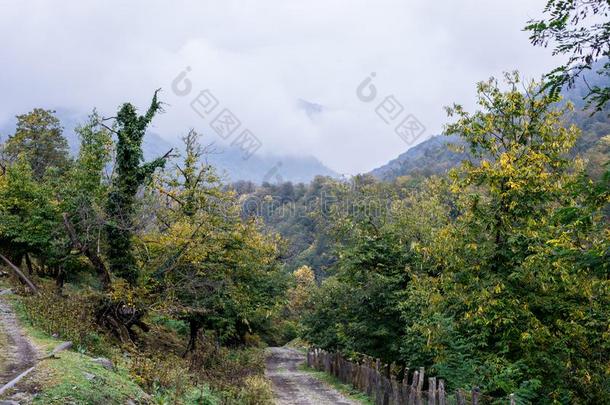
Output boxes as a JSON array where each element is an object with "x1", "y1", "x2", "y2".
[
  {"x1": 20, "y1": 286, "x2": 109, "y2": 355},
  {"x1": 0, "y1": 100, "x2": 285, "y2": 404}
]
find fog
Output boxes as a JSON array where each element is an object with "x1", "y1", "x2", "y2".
[{"x1": 0, "y1": 0, "x2": 559, "y2": 174}]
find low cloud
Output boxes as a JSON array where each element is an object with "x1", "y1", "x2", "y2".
[{"x1": 0, "y1": 0, "x2": 558, "y2": 173}]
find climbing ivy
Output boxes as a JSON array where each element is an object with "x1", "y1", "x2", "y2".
[{"x1": 105, "y1": 90, "x2": 171, "y2": 286}]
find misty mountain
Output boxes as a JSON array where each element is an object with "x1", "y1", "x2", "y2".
[
  {"x1": 370, "y1": 62, "x2": 610, "y2": 181},
  {"x1": 0, "y1": 111, "x2": 337, "y2": 184},
  {"x1": 297, "y1": 99, "x2": 324, "y2": 119},
  {"x1": 369, "y1": 134, "x2": 468, "y2": 180}
]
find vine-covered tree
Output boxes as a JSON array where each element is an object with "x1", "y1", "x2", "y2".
[{"x1": 104, "y1": 91, "x2": 172, "y2": 286}]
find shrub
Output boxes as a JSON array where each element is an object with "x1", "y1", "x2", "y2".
[
  {"x1": 20, "y1": 286, "x2": 109, "y2": 354},
  {"x1": 187, "y1": 332, "x2": 272, "y2": 403},
  {"x1": 233, "y1": 375, "x2": 274, "y2": 405},
  {"x1": 127, "y1": 352, "x2": 190, "y2": 395}
]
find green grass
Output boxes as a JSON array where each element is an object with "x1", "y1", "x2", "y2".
[
  {"x1": 1, "y1": 293, "x2": 148, "y2": 405},
  {"x1": 0, "y1": 311, "x2": 8, "y2": 372},
  {"x1": 298, "y1": 364, "x2": 374, "y2": 405},
  {"x1": 31, "y1": 350, "x2": 148, "y2": 405}
]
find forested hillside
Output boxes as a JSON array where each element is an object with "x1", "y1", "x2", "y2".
[
  {"x1": 370, "y1": 67, "x2": 610, "y2": 181},
  {"x1": 232, "y1": 72, "x2": 610, "y2": 403},
  {"x1": 237, "y1": 73, "x2": 610, "y2": 282},
  {"x1": 1, "y1": 1, "x2": 609, "y2": 404}
]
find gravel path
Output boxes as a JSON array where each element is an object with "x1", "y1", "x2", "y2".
[
  {"x1": 265, "y1": 347, "x2": 359, "y2": 405},
  {"x1": 0, "y1": 293, "x2": 37, "y2": 385}
]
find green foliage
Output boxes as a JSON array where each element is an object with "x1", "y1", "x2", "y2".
[
  {"x1": 0, "y1": 156, "x2": 63, "y2": 264},
  {"x1": 57, "y1": 111, "x2": 113, "y2": 286},
  {"x1": 20, "y1": 286, "x2": 109, "y2": 354},
  {"x1": 0, "y1": 109, "x2": 113, "y2": 286},
  {"x1": 3, "y1": 108, "x2": 70, "y2": 179},
  {"x1": 187, "y1": 335, "x2": 273, "y2": 404},
  {"x1": 301, "y1": 75, "x2": 610, "y2": 404},
  {"x1": 61, "y1": 110, "x2": 112, "y2": 213},
  {"x1": 526, "y1": 1, "x2": 610, "y2": 111},
  {"x1": 146, "y1": 130, "x2": 286, "y2": 345},
  {"x1": 105, "y1": 90, "x2": 170, "y2": 286}
]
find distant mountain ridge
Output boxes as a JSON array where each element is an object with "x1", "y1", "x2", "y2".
[
  {"x1": 0, "y1": 111, "x2": 337, "y2": 184},
  {"x1": 369, "y1": 134, "x2": 467, "y2": 180},
  {"x1": 369, "y1": 63, "x2": 610, "y2": 181}
]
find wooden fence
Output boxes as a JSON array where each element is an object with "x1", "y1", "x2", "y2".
[{"x1": 307, "y1": 348, "x2": 516, "y2": 405}]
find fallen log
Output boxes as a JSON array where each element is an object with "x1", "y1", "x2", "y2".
[
  {"x1": 0, "y1": 366, "x2": 35, "y2": 396},
  {"x1": 39, "y1": 341, "x2": 73, "y2": 360},
  {"x1": 0, "y1": 254, "x2": 38, "y2": 294},
  {"x1": 0, "y1": 341, "x2": 73, "y2": 396}
]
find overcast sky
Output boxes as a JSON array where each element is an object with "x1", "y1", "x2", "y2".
[{"x1": 0, "y1": 0, "x2": 559, "y2": 174}]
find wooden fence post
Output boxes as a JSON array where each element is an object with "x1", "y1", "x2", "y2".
[
  {"x1": 472, "y1": 387, "x2": 479, "y2": 405},
  {"x1": 456, "y1": 389, "x2": 466, "y2": 405},
  {"x1": 366, "y1": 358, "x2": 374, "y2": 397},
  {"x1": 438, "y1": 380, "x2": 446, "y2": 405},
  {"x1": 408, "y1": 370, "x2": 419, "y2": 405},
  {"x1": 391, "y1": 374, "x2": 399, "y2": 405},
  {"x1": 374, "y1": 359, "x2": 382, "y2": 405},
  {"x1": 400, "y1": 369, "x2": 409, "y2": 405},
  {"x1": 415, "y1": 367, "x2": 424, "y2": 405},
  {"x1": 428, "y1": 376, "x2": 437, "y2": 405},
  {"x1": 510, "y1": 393, "x2": 516, "y2": 405}
]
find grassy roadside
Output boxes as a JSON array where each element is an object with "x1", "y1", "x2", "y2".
[
  {"x1": 0, "y1": 280, "x2": 269, "y2": 404},
  {"x1": 0, "y1": 291, "x2": 149, "y2": 404},
  {"x1": 0, "y1": 318, "x2": 8, "y2": 375},
  {"x1": 298, "y1": 363, "x2": 374, "y2": 405}
]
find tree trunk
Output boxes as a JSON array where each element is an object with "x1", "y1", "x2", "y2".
[
  {"x1": 183, "y1": 318, "x2": 200, "y2": 357},
  {"x1": 0, "y1": 254, "x2": 38, "y2": 294},
  {"x1": 24, "y1": 253, "x2": 33, "y2": 275},
  {"x1": 55, "y1": 266, "x2": 65, "y2": 294},
  {"x1": 62, "y1": 213, "x2": 111, "y2": 290}
]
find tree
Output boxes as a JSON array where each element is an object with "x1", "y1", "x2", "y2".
[
  {"x1": 302, "y1": 74, "x2": 609, "y2": 402},
  {"x1": 104, "y1": 91, "x2": 172, "y2": 286},
  {"x1": 60, "y1": 111, "x2": 113, "y2": 290},
  {"x1": 526, "y1": 0, "x2": 610, "y2": 111},
  {"x1": 301, "y1": 176, "x2": 452, "y2": 362},
  {"x1": 148, "y1": 130, "x2": 285, "y2": 351},
  {"x1": 286, "y1": 265, "x2": 316, "y2": 316},
  {"x1": 425, "y1": 73, "x2": 609, "y2": 402},
  {"x1": 0, "y1": 157, "x2": 62, "y2": 276},
  {"x1": 444, "y1": 72, "x2": 580, "y2": 272},
  {"x1": 4, "y1": 109, "x2": 70, "y2": 179}
]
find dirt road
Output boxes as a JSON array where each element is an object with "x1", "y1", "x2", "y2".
[
  {"x1": 0, "y1": 293, "x2": 37, "y2": 385},
  {"x1": 266, "y1": 347, "x2": 359, "y2": 405}
]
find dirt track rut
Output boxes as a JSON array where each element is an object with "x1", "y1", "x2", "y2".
[
  {"x1": 0, "y1": 293, "x2": 37, "y2": 385},
  {"x1": 266, "y1": 347, "x2": 358, "y2": 405}
]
